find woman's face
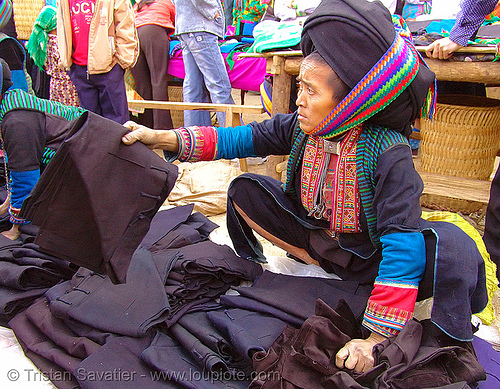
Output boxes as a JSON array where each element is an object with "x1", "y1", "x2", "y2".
[{"x1": 296, "y1": 59, "x2": 339, "y2": 133}]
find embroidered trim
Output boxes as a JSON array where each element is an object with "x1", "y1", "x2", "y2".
[
  {"x1": 332, "y1": 127, "x2": 361, "y2": 233},
  {"x1": 9, "y1": 205, "x2": 29, "y2": 225},
  {"x1": 363, "y1": 300, "x2": 413, "y2": 337}
]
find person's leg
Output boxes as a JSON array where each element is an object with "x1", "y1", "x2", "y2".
[
  {"x1": 224, "y1": 0, "x2": 234, "y2": 28},
  {"x1": 227, "y1": 173, "x2": 327, "y2": 263},
  {"x1": 94, "y1": 64, "x2": 130, "y2": 124},
  {"x1": 130, "y1": 27, "x2": 154, "y2": 128},
  {"x1": 194, "y1": 31, "x2": 235, "y2": 126},
  {"x1": 180, "y1": 31, "x2": 235, "y2": 126},
  {"x1": 69, "y1": 64, "x2": 102, "y2": 116},
  {"x1": 135, "y1": 24, "x2": 173, "y2": 129},
  {"x1": 232, "y1": 203, "x2": 319, "y2": 265},
  {"x1": 178, "y1": 33, "x2": 212, "y2": 126}
]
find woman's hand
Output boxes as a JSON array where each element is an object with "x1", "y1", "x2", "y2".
[
  {"x1": 335, "y1": 332, "x2": 387, "y2": 373},
  {"x1": 122, "y1": 121, "x2": 160, "y2": 149},
  {"x1": 122, "y1": 121, "x2": 179, "y2": 152},
  {"x1": 425, "y1": 37, "x2": 463, "y2": 60}
]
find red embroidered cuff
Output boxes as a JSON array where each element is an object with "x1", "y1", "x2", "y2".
[{"x1": 173, "y1": 126, "x2": 217, "y2": 162}]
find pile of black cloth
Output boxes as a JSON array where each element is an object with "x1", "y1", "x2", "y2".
[
  {"x1": 249, "y1": 299, "x2": 486, "y2": 389},
  {"x1": 7, "y1": 205, "x2": 265, "y2": 388},
  {"x1": 0, "y1": 225, "x2": 78, "y2": 325}
]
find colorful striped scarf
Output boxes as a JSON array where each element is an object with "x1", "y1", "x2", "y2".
[
  {"x1": 309, "y1": 27, "x2": 422, "y2": 140},
  {"x1": 0, "y1": 89, "x2": 85, "y2": 122}
]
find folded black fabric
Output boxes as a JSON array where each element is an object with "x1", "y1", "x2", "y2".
[
  {"x1": 20, "y1": 111, "x2": 178, "y2": 284},
  {"x1": 173, "y1": 241, "x2": 263, "y2": 281},
  {"x1": 141, "y1": 331, "x2": 250, "y2": 389},
  {"x1": 0, "y1": 261, "x2": 64, "y2": 290},
  {"x1": 155, "y1": 241, "x2": 262, "y2": 324},
  {"x1": 141, "y1": 204, "x2": 194, "y2": 249},
  {"x1": 9, "y1": 254, "x2": 76, "y2": 279},
  {"x1": 0, "y1": 234, "x2": 23, "y2": 252},
  {"x1": 207, "y1": 308, "x2": 288, "y2": 370},
  {"x1": 176, "y1": 310, "x2": 233, "y2": 360},
  {"x1": 49, "y1": 247, "x2": 179, "y2": 337},
  {"x1": 233, "y1": 270, "x2": 372, "y2": 321},
  {"x1": 220, "y1": 294, "x2": 304, "y2": 327},
  {"x1": 150, "y1": 212, "x2": 219, "y2": 251},
  {"x1": 170, "y1": 323, "x2": 229, "y2": 373},
  {"x1": 12, "y1": 334, "x2": 80, "y2": 389},
  {"x1": 163, "y1": 298, "x2": 221, "y2": 329},
  {"x1": 9, "y1": 308, "x2": 83, "y2": 378},
  {"x1": 12, "y1": 243, "x2": 78, "y2": 275},
  {"x1": 0, "y1": 285, "x2": 49, "y2": 325},
  {"x1": 25, "y1": 297, "x2": 101, "y2": 359},
  {"x1": 77, "y1": 333, "x2": 177, "y2": 389}
]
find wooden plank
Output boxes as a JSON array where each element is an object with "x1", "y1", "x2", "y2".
[
  {"x1": 128, "y1": 100, "x2": 265, "y2": 114},
  {"x1": 416, "y1": 45, "x2": 499, "y2": 54},
  {"x1": 422, "y1": 58, "x2": 500, "y2": 84},
  {"x1": 417, "y1": 169, "x2": 491, "y2": 213},
  {"x1": 266, "y1": 56, "x2": 291, "y2": 179}
]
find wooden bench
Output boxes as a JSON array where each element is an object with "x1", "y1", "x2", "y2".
[{"x1": 128, "y1": 100, "x2": 265, "y2": 171}]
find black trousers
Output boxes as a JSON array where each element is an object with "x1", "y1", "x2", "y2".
[
  {"x1": 131, "y1": 24, "x2": 173, "y2": 130},
  {"x1": 232, "y1": 270, "x2": 372, "y2": 322},
  {"x1": 20, "y1": 111, "x2": 178, "y2": 283},
  {"x1": 49, "y1": 247, "x2": 179, "y2": 337}
]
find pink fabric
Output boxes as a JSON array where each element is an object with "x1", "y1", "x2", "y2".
[
  {"x1": 69, "y1": 0, "x2": 96, "y2": 65},
  {"x1": 168, "y1": 51, "x2": 267, "y2": 92}
]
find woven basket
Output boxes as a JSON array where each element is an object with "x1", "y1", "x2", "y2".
[
  {"x1": 12, "y1": 0, "x2": 45, "y2": 41},
  {"x1": 420, "y1": 94, "x2": 500, "y2": 180},
  {"x1": 168, "y1": 85, "x2": 184, "y2": 128}
]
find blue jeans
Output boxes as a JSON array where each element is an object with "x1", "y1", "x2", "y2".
[{"x1": 178, "y1": 32, "x2": 234, "y2": 127}]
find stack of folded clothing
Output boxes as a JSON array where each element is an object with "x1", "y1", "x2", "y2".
[
  {"x1": 161, "y1": 240, "x2": 264, "y2": 326},
  {"x1": 0, "y1": 228, "x2": 78, "y2": 325},
  {"x1": 7, "y1": 206, "x2": 264, "y2": 388}
]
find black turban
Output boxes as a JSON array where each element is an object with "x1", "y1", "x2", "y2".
[{"x1": 301, "y1": 0, "x2": 435, "y2": 136}]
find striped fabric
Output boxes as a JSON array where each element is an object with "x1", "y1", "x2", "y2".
[
  {"x1": 41, "y1": 147, "x2": 57, "y2": 165},
  {"x1": 0, "y1": 89, "x2": 85, "y2": 122},
  {"x1": 173, "y1": 126, "x2": 218, "y2": 162},
  {"x1": 0, "y1": 0, "x2": 12, "y2": 29},
  {"x1": 363, "y1": 288, "x2": 416, "y2": 337},
  {"x1": 356, "y1": 125, "x2": 409, "y2": 246},
  {"x1": 309, "y1": 32, "x2": 419, "y2": 139}
]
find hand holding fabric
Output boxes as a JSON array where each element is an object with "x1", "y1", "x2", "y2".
[
  {"x1": 335, "y1": 331, "x2": 386, "y2": 372},
  {"x1": 425, "y1": 37, "x2": 463, "y2": 60}
]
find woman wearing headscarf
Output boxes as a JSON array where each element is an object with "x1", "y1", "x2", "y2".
[
  {"x1": 122, "y1": 0, "x2": 487, "y2": 372},
  {"x1": 26, "y1": 6, "x2": 80, "y2": 106}
]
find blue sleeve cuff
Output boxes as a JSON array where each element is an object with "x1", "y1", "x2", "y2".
[
  {"x1": 215, "y1": 125, "x2": 255, "y2": 160},
  {"x1": 378, "y1": 231, "x2": 426, "y2": 284},
  {"x1": 10, "y1": 169, "x2": 40, "y2": 209}
]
